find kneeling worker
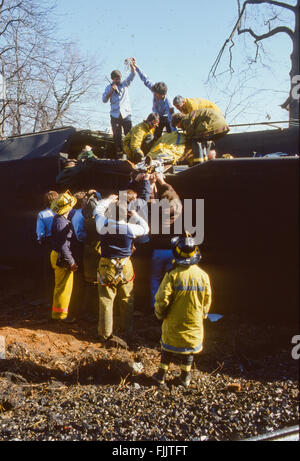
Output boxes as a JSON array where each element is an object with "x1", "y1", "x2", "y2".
[
  {"x1": 153, "y1": 234, "x2": 211, "y2": 387},
  {"x1": 172, "y1": 109, "x2": 229, "y2": 164},
  {"x1": 123, "y1": 112, "x2": 160, "y2": 163}
]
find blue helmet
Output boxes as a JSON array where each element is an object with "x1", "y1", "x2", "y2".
[{"x1": 171, "y1": 235, "x2": 201, "y2": 266}]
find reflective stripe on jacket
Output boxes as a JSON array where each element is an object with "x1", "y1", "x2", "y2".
[{"x1": 154, "y1": 264, "x2": 211, "y2": 354}]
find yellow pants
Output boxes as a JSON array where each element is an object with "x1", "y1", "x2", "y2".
[
  {"x1": 97, "y1": 257, "x2": 134, "y2": 339},
  {"x1": 50, "y1": 250, "x2": 73, "y2": 320}
]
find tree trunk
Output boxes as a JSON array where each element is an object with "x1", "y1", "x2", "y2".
[{"x1": 289, "y1": 0, "x2": 299, "y2": 125}]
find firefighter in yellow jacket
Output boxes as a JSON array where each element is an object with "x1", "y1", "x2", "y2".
[
  {"x1": 173, "y1": 95, "x2": 222, "y2": 115},
  {"x1": 123, "y1": 112, "x2": 160, "y2": 163},
  {"x1": 172, "y1": 109, "x2": 229, "y2": 165},
  {"x1": 153, "y1": 234, "x2": 211, "y2": 387}
]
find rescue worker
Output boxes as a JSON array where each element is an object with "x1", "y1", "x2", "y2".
[
  {"x1": 36, "y1": 190, "x2": 59, "y2": 305},
  {"x1": 50, "y1": 190, "x2": 78, "y2": 321},
  {"x1": 153, "y1": 234, "x2": 211, "y2": 387},
  {"x1": 122, "y1": 112, "x2": 160, "y2": 163},
  {"x1": 93, "y1": 192, "x2": 149, "y2": 347},
  {"x1": 130, "y1": 58, "x2": 175, "y2": 139},
  {"x1": 171, "y1": 109, "x2": 229, "y2": 165},
  {"x1": 102, "y1": 63, "x2": 136, "y2": 158},
  {"x1": 173, "y1": 95, "x2": 223, "y2": 115}
]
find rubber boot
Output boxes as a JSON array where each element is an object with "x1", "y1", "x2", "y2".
[
  {"x1": 152, "y1": 366, "x2": 167, "y2": 385},
  {"x1": 192, "y1": 140, "x2": 213, "y2": 165},
  {"x1": 179, "y1": 370, "x2": 191, "y2": 388},
  {"x1": 192, "y1": 141, "x2": 206, "y2": 165},
  {"x1": 200, "y1": 142, "x2": 208, "y2": 162}
]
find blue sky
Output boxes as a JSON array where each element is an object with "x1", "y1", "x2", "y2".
[{"x1": 53, "y1": 0, "x2": 295, "y2": 132}]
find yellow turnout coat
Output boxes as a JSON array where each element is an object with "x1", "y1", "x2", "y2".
[
  {"x1": 180, "y1": 108, "x2": 229, "y2": 140},
  {"x1": 123, "y1": 121, "x2": 155, "y2": 161},
  {"x1": 181, "y1": 98, "x2": 222, "y2": 115},
  {"x1": 154, "y1": 264, "x2": 211, "y2": 354}
]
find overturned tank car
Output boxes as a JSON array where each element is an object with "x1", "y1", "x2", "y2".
[{"x1": 0, "y1": 126, "x2": 298, "y2": 322}]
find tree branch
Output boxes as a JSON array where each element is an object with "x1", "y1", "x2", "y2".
[
  {"x1": 208, "y1": 0, "x2": 296, "y2": 79},
  {"x1": 243, "y1": 0, "x2": 296, "y2": 13},
  {"x1": 238, "y1": 25, "x2": 294, "y2": 41}
]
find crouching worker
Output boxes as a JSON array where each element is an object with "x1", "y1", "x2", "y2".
[
  {"x1": 93, "y1": 193, "x2": 149, "y2": 347},
  {"x1": 153, "y1": 234, "x2": 211, "y2": 387},
  {"x1": 50, "y1": 190, "x2": 78, "y2": 321},
  {"x1": 122, "y1": 112, "x2": 160, "y2": 163},
  {"x1": 172, "y1": 109, "x2": 229, "y2": 165}
]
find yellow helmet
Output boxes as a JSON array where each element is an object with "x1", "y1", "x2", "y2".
[{"x1": 50, "y1": 190, "x2": 77, "y2": 215}]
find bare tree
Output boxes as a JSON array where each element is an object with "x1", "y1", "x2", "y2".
[
  {"x1": 208, "y1": 0, "x2": 299, "y2": 126},
  {"x1": 0, "y1": 0, "x2": 102, "y2": 136},
  {"x1": 42, "y1": 44, "x2": 100, "y2": 130},
  {"x1": 0, "y1": 0, "x2": 56, "y2": 135}
]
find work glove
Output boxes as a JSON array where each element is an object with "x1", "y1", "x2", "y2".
[{"x1": 133, "y1": 150, "x2": 144, "y2": 164}]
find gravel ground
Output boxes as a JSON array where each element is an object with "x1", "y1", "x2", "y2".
[
  {"x1": 0, "y1": 273, "x2": 299, "y2": 442},
  {"x1": 0, "y1": 320, "x2": 299, "y2": 441}
]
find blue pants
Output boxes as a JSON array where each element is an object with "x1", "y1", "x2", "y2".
[{"x1": 151, "y1": 249, "x2": 173, "y2": 308}]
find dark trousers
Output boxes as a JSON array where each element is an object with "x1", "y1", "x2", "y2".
[
  {"x1": 111, "y1": 115, "x2": 132, "y2": 153},
  {"x1": 191, "y1": 131, "x2": 228, "y2": 163},
  {"x1": 161, "y1": 350, "x2": 194, "y2": 369},
  {"x1": 68, "y1": 267, "x2": 85, "y2": 319},
  {"x1": 132, "y1": 242, "x2": 152, "y2": 312},
  {"x1": 68, "y1": 243, "x2": 85, "y2": 319},
  {"x1": 82, "y1": 282, "x2": 98, "y2": 321},
  {"x1": 154, "y1": 115, "x2": 172, "y2": 140}
]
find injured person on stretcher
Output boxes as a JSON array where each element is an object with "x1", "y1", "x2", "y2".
[{"x1": 133, "y1": 130, "x2": 219, "y2": 171}]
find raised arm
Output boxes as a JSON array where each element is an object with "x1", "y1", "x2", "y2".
[
  {"x1": 133, "y1": 58, "x2": 153, "y2": 92},
  {"x1": 93, "y1": 195, "x2": 118, "y2": 234},
  {"x1": 122, "y1": 69, "x2": 136, "y2": 88}
]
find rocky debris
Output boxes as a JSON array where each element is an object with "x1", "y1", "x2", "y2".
[
  {"x1": 0, "y1": 337, "x2": 298, "y2": 441},
  {"x1": 0, "y1": 277, "x2": 298, "y2": 441}
]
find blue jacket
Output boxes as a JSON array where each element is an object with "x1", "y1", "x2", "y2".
[
  {"x1": 36, "y1": 208, "x2": 56, "y2": 241},
  {"x1": 136, "y1": 67, "x2": 175, "y2": 131},
  {"x1": 102, "y1": 71, "x2": 135, "y2": 119}
]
